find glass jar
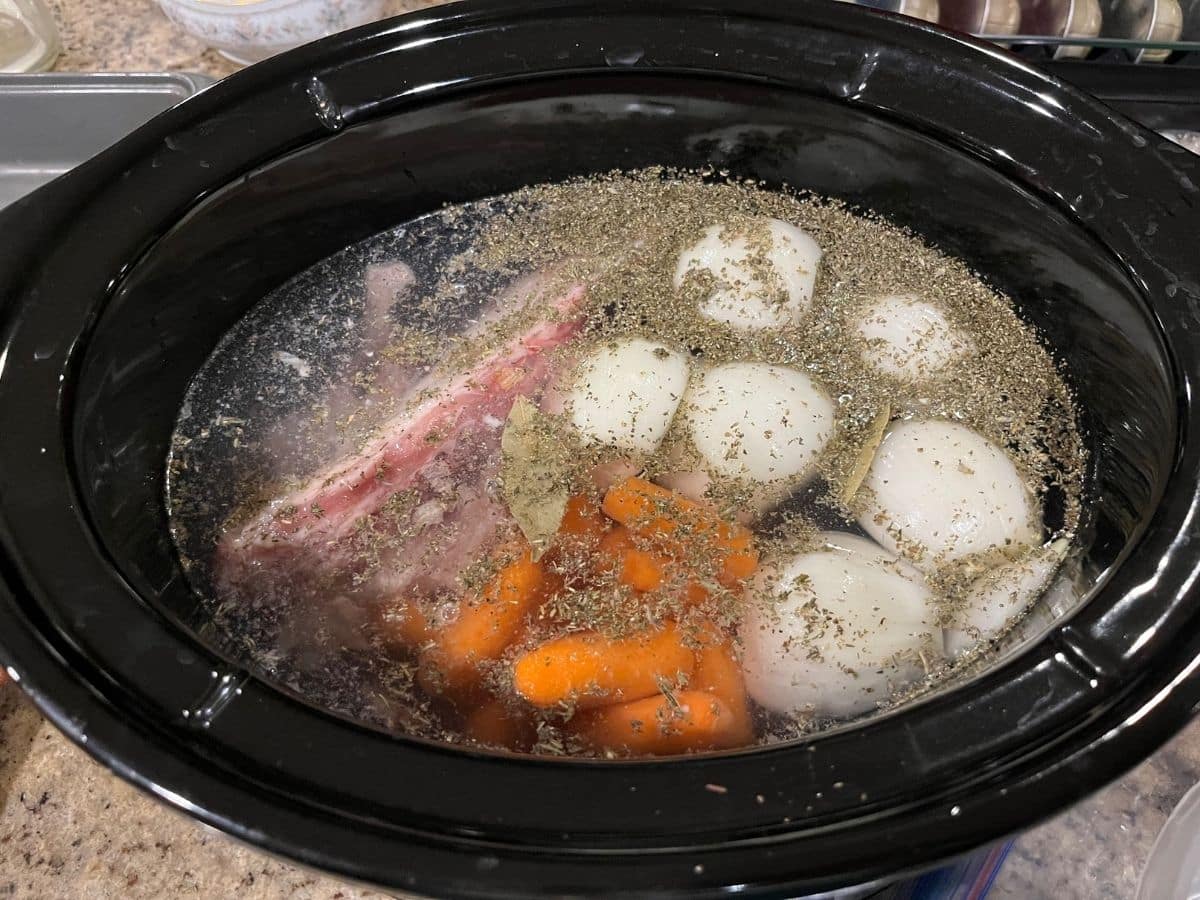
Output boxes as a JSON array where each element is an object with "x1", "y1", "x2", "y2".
[
  {"x1": 838, "y1": 0, "x2": 942, "y2": 24},
  {"x1": 1019, "y1": 0, "x2": 1104, "y2": 59},
  {"x1": 941, "y1": 0, "x2": 1023, "y2": 38},
  {"x1": 1101, "y1": 0, "x2": 1184, "y2": 62},
  {"x1": 0, "y1": 0, "x2": 59, "y2": 73}
]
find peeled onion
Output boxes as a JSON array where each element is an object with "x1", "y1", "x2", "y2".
[
  {"x1": 856, "y1": 293, "x2": 970, "y2": 380},
  {"x1": 673, "y1": 218, "x2": 822, "y2": 330},
  {"x1": 859, "y1": 420, "x2": 1039, "y2": 570},
  {"x1": 944, "y1": 540, "x2": 1068, "y2": 656},
  {"x1": 742, "y1": 532, "x2": 943, "y2": 718},
  {"x1": 653, "y1": 469, "x2": 711, "y2": 502},
  {"x1": 567, "y1": 338, "x2": 689, "y2": 454},
  {"x1": 681, "y1": 362, "x2": 833, "y2": 484}
]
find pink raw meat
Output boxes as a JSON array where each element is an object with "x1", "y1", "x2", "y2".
[{"x1": 216, "y1": 283, "x2": 585, "y2": 601}]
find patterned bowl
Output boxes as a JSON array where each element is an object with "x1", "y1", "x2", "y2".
[{"x1": 157, "y1": 0, "x2": 389, "y2": 65}]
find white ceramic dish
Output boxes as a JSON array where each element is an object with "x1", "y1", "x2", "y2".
[
  {"x1": 156, "y1": 0, "x2": 388, "y2": 65},
  {"x1": 1138, "y1": 779, "x2": 1200, "y2": 900}
]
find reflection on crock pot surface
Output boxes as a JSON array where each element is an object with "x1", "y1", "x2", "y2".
[{"x1": 166, "y1": 169, "x2": 1084, "y2": 757}]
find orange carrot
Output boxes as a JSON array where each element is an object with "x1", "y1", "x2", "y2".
[
  {"x1": 376, "y1": 598, "x2": 432, "y2": 650},
  {"x1": 692, "y1": 638, "x2": 754, "y2": 745},
  {"x1": 548, "y1": 494, "x2": 611, "y2": 592},
  {"x1": 683, "y1": 581, "x2": 709, "y2": 606},
  {"x1": 599, "y1": 527, "x2": 669, "y2": 592},
  {"x1": 513, "y1": 622, "x2": 695, "y2": 710},
  {"x1": 621, "y1": 548, "x2": 668, "y2": 593},
  {"x1": 574, "y1": 690, "x2": 743, "y2": 755},
  {"x1": 601, "y1": 478, "x2": 759, "y2": 587},
  {"x1": 463, "y1": 700, "x2": 536, "y2": 750},
  {"x1": 421, "y1": 548, "x2": 550, "y2": 695},
  {"x1": 716, "y1": 526, "x2": 759, "y2": 584},
  {"x1": 602, "y1": 476, "x2": 699, "y2": 538},
  {"x1": 721, "y1": 551, "x2": 758, "y2": 584},
  {"x1": 558, "y1": 494, "x2": 611, "y2": 546}
]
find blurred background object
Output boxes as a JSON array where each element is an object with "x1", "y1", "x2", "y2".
[
  {"x1": 837, "y1": 0, "x2": 941, "y2": 24},
  {"x1": 1102, "y1": 0, "x2": 1184, "y2": 61},
  {"x1": 1018, "y1": 0, "x2": 1104, "y2": 58},
  {"x1": 0, "y1": 0, "x2": 59, "y2": 72},
  {"x1": 848, "y1": 0, "x2": 1200, "y2": 62},
  {"x1": 155, "y1": 0, "x2": 388, "y2": 65},
  {"x1": 940, "y1": 0, "x2": 1023, "y2": 41},
  {"x1": 1137, "y1": 779, "x2": 1200, "y2": 900}
]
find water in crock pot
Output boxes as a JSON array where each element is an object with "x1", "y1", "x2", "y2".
[{"x1": 166, "y1": 169, "x2": 1085, "y2": 756}]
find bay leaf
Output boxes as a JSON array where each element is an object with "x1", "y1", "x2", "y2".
[
  {"x1": 840, "y1": 404, "x2": 891, "y2": 507},
  {"x1": 500, "y1": 396, "x2": 570, "y2": 560}
]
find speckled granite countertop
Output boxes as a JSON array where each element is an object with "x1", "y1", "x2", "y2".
[
  {"x1": 0, "y1": 1, "x2": 1194, "y2": 897},
  {"x1": 45, "y1": 0, "x2": 238, "y2": 77}
]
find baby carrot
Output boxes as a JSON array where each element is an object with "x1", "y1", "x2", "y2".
[
  {"x1": 602, "y1": 476, "x2": 699, "y2": 538},
  {"x1": 602, "y1": 477, "x2": 759, "y2": 587},
  {"x1": 574, "y1": 690, "x2": 743, "y2": 755},
  {"x1": 599, "y1": 527, "x2": 669, "y2": 592},
  {"x1": 376, "y1": 597, "x2": 432, "y2": 650},
  {"x1": 421, "y1": 548, "x2": 549, "y2": 695},
  {"x1": 720, "y1": 547, "x2": 758, "y2": 585},
  {"x1": 513, "y1": 622, "x2": 695, "y2": 710},
  {"x1": 621, "y1": 548, "x2": 669, "y2": 593},
  {"x1": 558, "y1": 493, "x2": 611, "y2": 546},
  {"x1": 692, "y1": 638, "x2": 754, "y2": 745},
  {"x1": 463, "y1": 699, "x2": 536, "y2": 750},
  {"x1": 713, "y1": 524, "x2": 759, "y2": 584}
]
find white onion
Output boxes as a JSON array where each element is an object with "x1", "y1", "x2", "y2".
[
  {"x1": 672, "y1": 218, "x2": 822, "y2": 330},
  {"x1": 859, "y1": 420, "x2": 1038, "y2": 570},
  {"x1": 681, "y1": 362, "x2": 833, "y2": 485},
  {"x1": 742, "y1": 532, "x2": 943, "y2": 718},
  {"x1": 589, "y1": 459, "x2": 642, "y2": 491},
  {"x1": 944, "y1": 540, "x2": 1068, "y2": 656},
  {"x1": 567, "y1": 338, "x2": 690, "y2": 454},
  {"x1": 856, "y1": 294, "x2": 970, "y2": 380},
  {"x1": 653, "y1": 469, "x2": 711, "y2": 502}
]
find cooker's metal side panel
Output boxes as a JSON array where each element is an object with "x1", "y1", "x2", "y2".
[{"x1": 0, "y1": 72, "x2": 212, "y2": 210}]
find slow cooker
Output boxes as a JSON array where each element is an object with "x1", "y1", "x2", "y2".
[{"x1": 1, "y1": 1, "x2": 1199, "y2": 895}]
